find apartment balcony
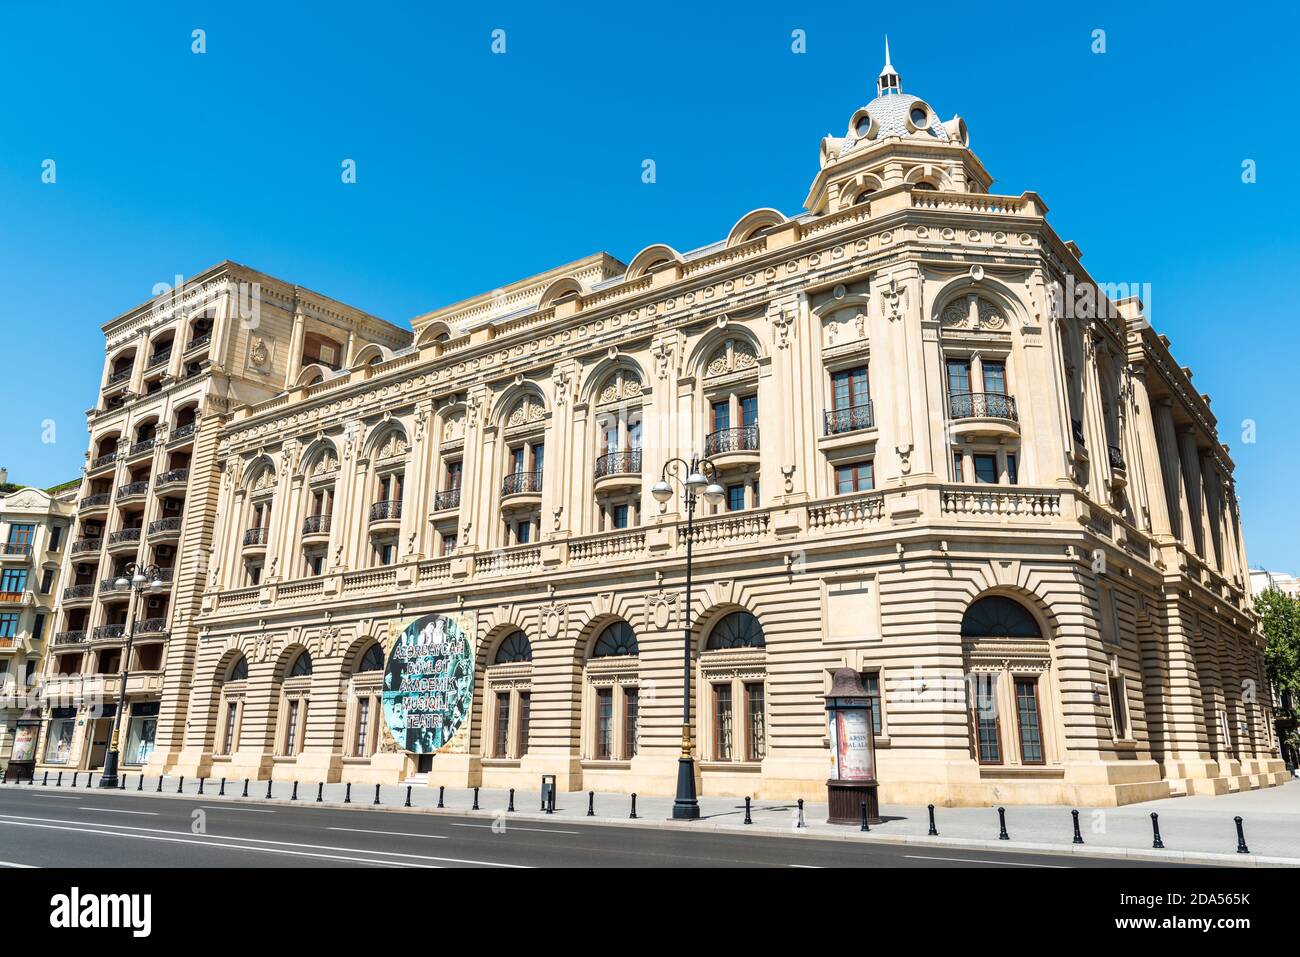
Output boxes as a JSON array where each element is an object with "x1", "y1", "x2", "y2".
[
  {"x1": 823, "y1": 402, "x2": 875, "y2": 437},
  {"x1": 92, "y1": 623, "x2": 126, "y2": 642},
  {"x1": 500, "y1": 471, "x2": 543, "y2": 510},
  {"x1": 79, "y1": 492, "x2": 111, "y2": 515},
  {"x1": 148, "y1": 516, "x2": 183, "y2": 540},
  {"x1": 53, "y1": 630, "x2": 88, "y2": 646},
  {"x1": 169, "y1": 422, "x2": 197, "y2": 446},
  {"x1": 368, "y1": 500, "x2": 402, "y2": 534},
  {"x1": 145, "y1": 348, "x2": 172, "y2": 371},
  {"x1": 0, "y1": 542, "x2": 32, "y2": 562},
  {"x1": 70, "y1": 537, "x2": 103, "y2": 555},
  {"x1": 1108, "y1": 444, "x2": 1128, "y2": 490},
  {"x1": 704, "y1": 425, "x2": 760, "y2": 466},
  {"x1": 103, "y1": 368, "x2": 132, "y2": 393},
  {"x1": 155, "y1": 468, "x2": 189, "y2": 490},
  {"x1": 432, "y1": 488, "x2": 461, "y2": 513},
  {"x1": 242, "y1": 526, "x2": 269, "y2": 556},
  {"x1": 593, "y1": 450, "x2": 642, "y2": 493},
  {"x1": 99, "y1": 577, "x2": 129, "y2": 599},
  {"x1": 136, "y1": 617, "x2": 169, "y2": 637},
  {"x1": 61, "y1": 583, "x2": 96, "y2": 605},
  {"x1": 116, "y1": 480, "x2": 149, "y2": 502},
  {"x1": 125, "y1": 437, "x2": 156, "y2": 460},
  {"x1": 301, "y1": 513, "x2": 332, "y2": 544},
  {"x1": 88, "y1": 452, "x2": 117, "y2": 474},
  {"x1": 0, "y1": 590, "x2": 30, "y2": 606},
  {"x1": 106, "y1": 527, "x2": 142, "y2": 553},
  {"x1": 948, "y1": 392, "x2": 1020, "y2": 439},
  {"x1": 185, "y1": 332, "x2": 212, "y2": 355}
]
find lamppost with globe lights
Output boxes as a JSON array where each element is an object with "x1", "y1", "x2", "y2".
[
  {"x1": 651, "y1": 454, "x2": 725, "y2": 820},
  {"x1": 97, "y1": 561, "x2": 166, "y2": 789}
]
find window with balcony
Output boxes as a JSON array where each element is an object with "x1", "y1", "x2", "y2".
[
  {"x1": 826, "y1": 365, "x2": 873, "y2": 435},
  {"x1": 946, "y1": 354, "x2": 1017, "y2": 422}
]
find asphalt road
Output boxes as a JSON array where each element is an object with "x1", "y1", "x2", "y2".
[{"x1": 0, "y1": 787, "x2": 1193, "y2": 868}]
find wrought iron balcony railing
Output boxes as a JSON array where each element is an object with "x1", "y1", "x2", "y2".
[
  {"x1": 148, "y1": 517, "x2": 182, "y2": 536},
  {"x1": 89, "y1": 452, "x2": 117, "y2": 471},
  {"x1": 106, "y1": 368, "x2": 132, "y2": 387},
  {"x1": 146, "y1": 349, "x2": 171, "y2": 370},
  {"x1": 823, "y1": 402, "x2": 874, "y2": 436},
  {"x1": 185, "y1": 332, "x2": 212, "y2": 353},
  {"x1": 243, "y1": 526, "x2": 269, "y2": 547},
  {"x1": 136, "y1": 617, "x2": 169, "y2": 634},
  {"x1": 71, "y1": 538, "x2": 103, "y2": 554},
  {"x1": 594, "y1": 449, "x2": 642, "y2": 478},
  {"x1": 170, "y1": 422, "x2": 197, "y2": 442},
  {"x1": 93, "y1": 624, "x2": 126, "y2": 641},
  {"x1": 54, "y1": 630, "x2": 87, "y2": 645},
  {"x1": 128, "y1": 438, "x2": 156, "y2": 457},
  {"x1": 948, "y1": 392, "x2": 1019, "y2": 422},
  {"x1": 1072, "y1": 418, "x2": 1086, "y2": 446},
  {"x1": 79, "y1": 493, "x2": 111, "y2": 510},
  {"x1": 108, "y1": 528, "x2": 141, "y2": 546},
  {"x1": 61, "y1": 583, "x2": 95, "y2": 601},
  {"x1": 117, "y1": 481, "x2": 148, "y2": 498},
  {"x1": 302, "y1": 513, "x2": 332, "y2": 535},
  {"x1": 156, "y1": 468, "x2": 189, "y2": 487},
  {"x1": 433, "y1": 488, "x2": 461, "y2": 511},
  {"x1": 501, "y1": 471, "x2": 543, "y2": 497},
  {"x1": 369, "y1": 500, "x2": 402, "y2": 522},
  {"x1": 704, "y1": 425, "x2": 760, "y2": 456},
  {"x1": 1108, "y1": 444, "x2": 1126, "y2": 470}
]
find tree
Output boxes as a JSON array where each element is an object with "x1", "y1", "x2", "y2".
[{"x1": 1256, "y1": 586, "x2": 1300, "y2": 766}]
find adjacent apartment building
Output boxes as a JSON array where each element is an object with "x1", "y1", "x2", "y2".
[{"x1": 35, "y1": 53, "x2": 1287, "y2": 805}]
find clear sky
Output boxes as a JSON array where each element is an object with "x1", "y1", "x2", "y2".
[{"x1": 1, "y1": 1, "x2": 1296, "y2": 568}]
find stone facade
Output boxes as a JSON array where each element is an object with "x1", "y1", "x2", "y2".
[{"x1": 41, "y1": 54, "x2": 1287, "y2": 806}]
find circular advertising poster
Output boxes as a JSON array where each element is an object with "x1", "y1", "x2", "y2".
[{"x1": 381, "y1": 614, "x2": 475, "y2": 754}]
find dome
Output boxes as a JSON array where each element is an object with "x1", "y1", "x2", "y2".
[{"x1": 840, "y1": 92, "x2": 949, "y2": 157}]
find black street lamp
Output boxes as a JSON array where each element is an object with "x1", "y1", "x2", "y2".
[
  {"x1": 652, "y1": 455, "x2": 725, "y2": 820},
  {"x1": 97, "y1": 561, "x2": 165, "y2": 789}
]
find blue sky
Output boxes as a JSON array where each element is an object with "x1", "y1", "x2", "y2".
[{"x1": 1, "y1": 1, "x2": 1296, "y2": 569}]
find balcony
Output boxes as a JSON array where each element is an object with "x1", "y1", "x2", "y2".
[
  {"x1": 126, "y1": 437, "x2": 156, "y2": 460},
  {"x1": 0, "y1": 542, "x2": 32, "y2": 562},
  {"x1": 368, "y1": 500, "x2": 402, "y2": 533},
  {"x1": 116, "y1": 480, "x2": 149, "y2": 502},
  {"x1": 948, "y1": 392, "x2": 1019, "y2": 439},
  {"x1": 155, "y1": 468, "x2": 189, "y2": 489},
  {"x1": 61, "y1": 583, "x2": 96, "y2": 604},
  {"x1": 53, "y1": 630, "x2": 88, "y2": 646},
  {"x1": 500, "y1": 471, "x2": 543, "y2": 509},
  {"x1": 242, "y1": 526, "x2": 269, "y2": 555},
  {"x1": 104, "y1": 368, "x2": 132, "y2": 391},
  {"x1": 704, "y1": 425, "x2": 760, "y2": 466},
  {"x1": 169, "y1": 422, "x2": 197, "y2": 444},
  {"x1": 823, "y1": 402, "x2": 875, "y2": 437},
  {"x1": 185, "y1": 332, "x2": 212, "y2": 355},
  {"x1": 1108, "y1": 444, "x2": 1127, "y2": 489},
  {"x1": 70, "y1": 537, "x2": 103, "y2": 555},
  {"x1": 146, "y1": 349, "x2": 171, "y2": 371},
  {"x1": 594, "y1": 450, "x2": 642, "y2": 493},
  {"x1": 148, "y1": 516, "x2": 183, "y2": 539},
  {"x1": 302, "y1": 513, "x2": 332, "y2": 542},
  {"x1": 88, "y1": 452, "x2": 117, "y2": 474},
  {"x1": 136, "y1": 617, "x2": 169, "y2": 636},
  {"x1": 99, "y1": 578, "x2": 128, "y2": 598},
  {"x1": 79, "y1": 492, "x2": 111, "y2": 513},
  {"x1": 106, "y1": 527, "x2": 142, "y2": 553},
  {"x1": 92, "y1": 623, "x2": 126, "y2": 641},
  {"x1": 432, "y1": 488, "x2": 461, "y2": 512},
  {"x1": 0, "y1": 590, "x2": 27, "y2": 605}
]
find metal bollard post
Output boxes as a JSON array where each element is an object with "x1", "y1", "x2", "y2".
[
  {"x1": 437, "y1": 785, "x2": 445, "y2": 809},
  {"x1": 72, "y1": 772, "x2": 78, "y2": 788},
  {"x1": 587, "y1": 791, "x2": 595, "y2": 817},
  {"x1": 547, "y1": 787, "x2": 555, "y2": 814},
  {"x1": 997, "y1": 806, "x2": 1009, "y2": 840},
  {"x1": 404, "y1": 785, "x2": 412, "y2": 808},
  {"x1": 156, "y1": 776, "x2": 163, "y2": 793},
  {"x1": 1235, "y1": 816, "x2": 1249, "y2": 854},
  {"x1": 137, "y1": 774, "x2": 143, "y2": 791},
  {"x1": 266, "y1": 779, "x2": 272, "y2": 800},
  {"x1": 56, "y1": 772, "x2": 63, "y2": 787},
  {"x1": 472, "y1": 786, "x2": 480, "y2": 810},
  {"x1": 198, "y1": 777, "x2": 205, "y2": 795},
  {"x1": 797, "y1": 798, "x2": 806, "y2": 829},
  {"x1": 291, "y1": 781, "x2": 299, "y2": 801},
  {"x1": 629, "y1": 793, "x2": 638, "y2": 819},
  {"x1": 508, "y1": 788, "x2": 515, "y2": 812},
  {"x1": 316, "y1": 782, "x2": 324, "y2": 803},
  {"x1": 42, "y1": 771, "x2": 48, "y2": 787},
  {"x1": 87, "y1": 773, "x2": 94, "y2": 788},
  {"x1": 177, "y1": 776, "x2": 184, "y2": 794},
  {"x1": 374, "y1": 784, "x2": 381, "y2": 806},
  {"x1": 219, "y1": 778, "x2": 226, "y2": 797},
  {"x1": 744, "y1": 796, "x2": 753, "y2": 825},
  {"x1": 860, "y1": 801, "x2": 870, "y2": 832},
  {"x1": 344, "y1": 782, "x2": 352, "y2": 804},
  {"x1": 927, "y1": 804, "x2": 938, "y2": 836},
  {"x1": 119, "y1": 774, "x2": 126, "y2": 790},
  {"x1": 1071, "y1": 809, "x2": 1084, "y2": 845},
  {"x1": 242, "y1": 778, "x2": 249, "y2": 798},
  {"x1": 1150, "y1": 812, "x2": 1164, "y2": 849}
]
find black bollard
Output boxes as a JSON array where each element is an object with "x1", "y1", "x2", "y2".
[
  {"x1": 266, "y1": 779, "x2": 273, "y2": 800},
  {"x1": 927, "y1": 803, "x2": 938, "y2": 836},
  {"x1": 629, "y1": 793, "x2": 638, "y2": 819},
  {"x1": 508, "y1": 788, "x2": 515, "y2": 812},
  {"x1": 344, "y1": 782, "x2": 352, "y2": 804},
  {"x1": 437, "y1": 785, "x2": 445, "y2": 809},
  {"x1": 198, "y1": 777, "x2": 205, "y2": 795},
  {"x1": 177, "y1": 775, "x2": 184, "y2": 794},
  {"x1": 1071, "y1": 809, "x2": 1084, "y2": 845},
  {"x1": 374, "y1": 784, "x2": 381, "y2": 806},
  {"x1": 72, "y1": 772, "x2": 78, "y2": 788},
  {"x1": 997, "y1": 806, "x2": 1009, "y2": 840},
  {"x1": 242, "y1": 778, "x2": 249, "y2": 798},
  {"x1": 219, "y1": 777, "x2": 226, "y2": 797},
  {"x1": 1235, "y1": 816, "x2": 1249, "y2": 854},
  {"x1": 137, "y1": 774, "x2": 143, "y2": 792},
  {"x1": 119, "y1": 774, "x2": 126, "y2": 790},
  {"x1": 86, "y1": 773, "x2": 93, "y2": 788},
  {"x1": 472, "y1": 786, "x2": 480, "y2": 810},
  {"x1": 291, "y1": 781, "x2": 298, "y2": 801},
  {"x1": 587, "y1": 791, "x2": 595, "y2": 817},
  {"x1": 860, "y1": 800, "x2": 870, "y2": 832},
  {"x1": 1150, "y1": 812, "x2": 1165, "y2": 849},
  {"x1": 156, "y1": 775, "x2": 163, "y2": 793},
  {"x1": 797, "y1": 798, "x2": 806, "y2": 829},
  {"x1": 316, "y1": 782, "x2": 324, "y2": 803},
  {"x1": 744, "y1": 796, "x2": 753, "y2": 825},
  {"x1": 42, "y1": 771, "x2": 48, "y2": 787},
  {"x1": 56, "y1": 772, "x2": 63, "y2": 787},
  {"x1": 547, "y1": 787, "x2": 555, "y2": 814},
  {"x1": 404, "y1": 785, "x2": 412, "y2": 808}
]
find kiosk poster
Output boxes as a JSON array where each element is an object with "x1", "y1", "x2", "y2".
[
  {"x1": 830, "y1": 709, "x2": 875, "y2": 781},
  {"x1": 9, "y1": 723, "x2": 38, "y2": 763},
  {"x1": 381, "y1": 612, "x2": 476, "y2": 754}
]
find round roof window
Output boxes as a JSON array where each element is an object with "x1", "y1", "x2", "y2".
[{"x1": 910, "y1": 106, "x2": 928, "y2": 127}]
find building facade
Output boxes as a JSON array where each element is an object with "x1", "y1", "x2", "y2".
[
  {"x1": 42, "y1": 54, "x2": 1288, "y2": 805},
  {"x1": 0, "y1": 482, "x2": 74, "y2": 771}
]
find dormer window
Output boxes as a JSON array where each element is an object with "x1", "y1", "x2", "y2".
[
  {"x1": 913, "y1": 181, "x2": 936, "y2": 191},
  {"x1": 855, "y1": 115, "x2": 872, "y2": 137},
  {"x1": 910, "y1": 106, "x2": 929, "y2": 127}
]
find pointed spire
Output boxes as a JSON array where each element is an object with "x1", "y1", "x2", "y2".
[{"x1": 877, "y1": 36, "x2": 901, "y2": 96}]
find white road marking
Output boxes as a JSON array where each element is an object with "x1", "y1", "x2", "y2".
[
  {"x1": 903, "y1": 854, "x2": 1067, "y2": 868},
  {"x1": 77, "y1": 807, "x2": 159, "y2": 816},
  {"x1": 788, "y1": 864, "x2": 822, "y2": 868},
  {"x1": 447, "y1": 822, "x2": 580, "y2": 834},
  {"x1": 327, "y1": 827, "x2": 449, "y2": 839},
  {"x1": 0, "y1": 860, "x2": 37, "y2": 868},
  {"x1": 0, "y1": 813, "x2": 529, "y2": 868},
  {"x1": 199, "y1": 805, "x2": 276, "y2": 813},
  {"x1": 10, "y1": 794, "x2": 82, "y2": 800}
]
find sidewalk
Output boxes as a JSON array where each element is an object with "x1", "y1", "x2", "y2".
[{"x1": 6, "y1": 771, "x2": 1298, "y2": 866}]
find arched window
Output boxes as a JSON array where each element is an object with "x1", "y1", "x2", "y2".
[
  {"x1": 219, "y1": 656, "x2": 248, "y2": 756},
  {"x1": 494, "y1": 631, "x2": 532, "y2": 664},
  {"x1": 356, "y1": 644, "x2": 385, "y2": 673},
  {"x1": 706, "y1": 611, "x2": 765, "y2": 650},
  {"x1": 592, "y1": 621, "x2": 638, "y2": 658},
  {"x1": 227, "y1": 657, "x2": 248, "y2": 682},
  {"x1": 289, "y1": 651, "x2": 313, "y2": 678},
  {"x1": 960, "y1": 596, "x2": 1042, "y2": 638}
]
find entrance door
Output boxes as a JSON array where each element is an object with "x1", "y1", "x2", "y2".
[
  {"x1": 87, "y1": 718, "x2": 112, "y2": 769},
  {"x1": 417, "y1": 753, "x2": 433, "y2": 774}
]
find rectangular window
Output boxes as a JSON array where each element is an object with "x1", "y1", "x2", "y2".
[
  {"x1": 710, "y1": 400, "x2": 730, "y2": 432},
  {"x1": 1014, "y1": 677, "x2": 1044, "y2": 764},
  {"x1": 40, "y1": 568, "x2": 55, "y2": 594},
  {"x1": 740, "y1": 394, "x2": 758, "y2": 428},
  {"x1": 1, "y1": 568, "x2": 28, "y2": 594},
  {"x1": 515, "y1": 521, "x2": 531, "y2": 545},
  {"x1": 835, "y1": 460, "x2": 874, "y2": 494},
  {"x1": 982, "y1": 360, "x2": 1006, "y2": 395},
  {"x1": 624, "y1": 688, "x2": 639, "y2": 759},
  {"x1": 222, "y1": 700, "x2": 239, "y2": 754},
  {"x1": 1109, "y1": 675, "x2": 1129, "y2": 739},
  {"x1": 32, "y1": 614, "x2": 45, "y2": 643},
  {"x1": 510, "y1": 447, "x2": 526, "y2": 475},
  {"x1": 48, "y1": 526, "x2": 63, "y2": 551},
  {"x1": 45, "y1": 717, "x2": 75, "y2": 764},
  {"x1": 1006, "y1": 453, "x2": 1019, "y2": 485},
  {"x1": 726, "y1": 484, "x2": 745, "y2": 512},
  {"x1": 628, "y1": 418, "x2": 642, "y2": 450},
  {"x1": 973, "y1": 673, "x2": 1001, "y2": 764},
  {"x1": 953, "y1": 451, "x2": 964, "y2": 482},
  {"x1": 445, "y1": 460, "x2": 463, "y2": 490},
  {"x1": 601, "y1": 421, "x2": 620, "y2": 454},
  {"x1": 595, "y1": 688, "x2": 613, "y2": 759},
  {"x1": 494, "y1": 692, "x2": 511, "y2": 758},
  {"x1": 306, "y1": 554, "x2": 324, "y2": 576},
  {"x1": 973, "y1": 453, "x2": 998, "y2": 484},
  {"x1": 0, "y1": 613, "x2": 19, "y2": 638},
  {"x1": 7, "y1": 524, "x2": 34, "y2": 547},
  {"x1": 861, "y1": 671, "x2": 883, "y2": 735},
  {"x1": 612, "y1": 504, "x2": 629, "y2": 529},
  {"x1": 531, "y1": 444, "x2": 545, "y2": 474},
  {"x1": 355, "y1": 697, "x2": 371, "y2": 756},
  {"x1": 518, "y1": 692, "x2": 531, "y2": 756},
  {"x1": 714, "y1": 684, "x2": 734, "y2": 761},
  {"x1": 284, "y1": 699, "x2": 301, "y2": 756},
  {"x1": 945, "y1": 359, "x2": 971, "y2": 396},
  {"x1": 745, "y1": 682, "x2": 766, "y2": 761},
  {"x1": 441, "y1": 533, "x2": 458, "y2": 556},
  {"x1": 831, "y1": 366, "x2": 869, "y2": 410}
]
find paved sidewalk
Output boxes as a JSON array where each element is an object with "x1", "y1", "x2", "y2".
[{"x1": 6, "y1": 770, "x2": 1298, "y2": 865}]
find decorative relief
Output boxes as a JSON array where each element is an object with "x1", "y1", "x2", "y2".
[
  {"x1": 373, "y1": 429, "x2": 408, "y2": 461},
  {"x1": 596, "y1": 368, "x2": 642, "y2": 406},
  {"x1": 704, "y1": 338, "x2": 758, "y2": 378},
  {"x1": 941, "y1": 294, "x2": 1007, "y2": 331},
  {"x1": 441, "y1": 410, "x2": 466, "y2": 443},
  {"x1": 506, "y1": 394, "x2": 545, "y2": 428}
]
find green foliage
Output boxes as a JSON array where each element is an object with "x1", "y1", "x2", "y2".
[{"x1": 1256, "y1": 587, "x2": 1300, "y2": 700}]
